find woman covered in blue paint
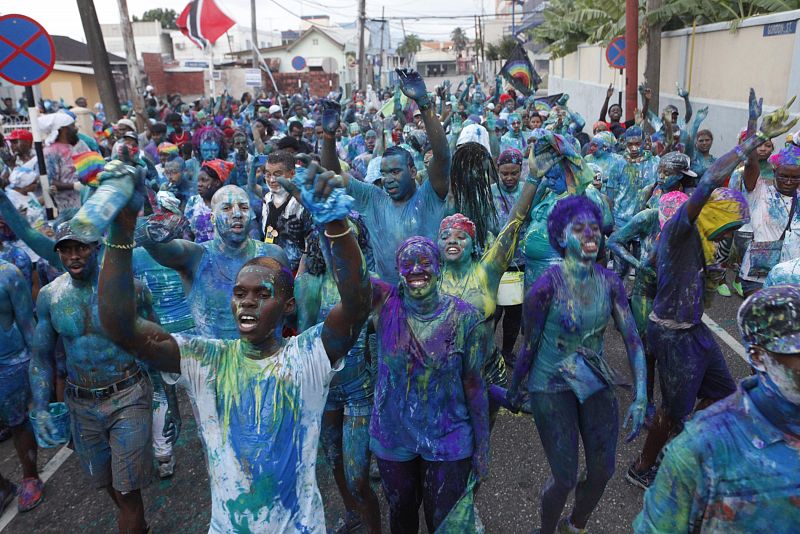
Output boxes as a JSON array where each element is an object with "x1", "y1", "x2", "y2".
[
  {"x1": 294, "y1": 214, "x2": 381, "y2": 534},
  {"x1": 369, "y1": 236, "x2": 489, "y2": 534},
  {"x1": 508, "y1": 195, "x2": 647, "y2": 534}
]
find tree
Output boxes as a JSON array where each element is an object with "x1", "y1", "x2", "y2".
[
  {"x1": 451, "y1": 27, "x2": 468, "y2": 54},
  {"x1": 132, "y1": 8, "x2": 178, "y2": 29},
  {"x1": 486, "y1": 35, "x2": 518, "y2": 60},
  {"x1": 397, "y1": 34, "x2": 422, "y2": 60}
]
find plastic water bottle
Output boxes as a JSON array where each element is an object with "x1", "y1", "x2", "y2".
[{"x1": 69, "y1": 176, "x2": 134, "y2": 242}]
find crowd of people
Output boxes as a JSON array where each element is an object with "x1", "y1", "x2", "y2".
[{"x1": 0, "y1": 66, "x2": 799, "y2": 534}]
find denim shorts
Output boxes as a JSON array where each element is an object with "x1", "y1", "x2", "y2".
[
  {"x1": 0, "y1": 360, "x2": 31, "y2": 427},
  {"x1": 325, "y1": 367, "x2": 373, "y2": 417},
  {"x1": 66, "y1": 373, "x2": 154, "y2": 492}
]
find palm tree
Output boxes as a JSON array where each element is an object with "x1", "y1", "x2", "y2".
[
  {"x1": 397, "y1": 34, "x2": 422, "y2": 63},
  {"x1": 451, "y1": 27, "x2": 468, "y2": 55}
]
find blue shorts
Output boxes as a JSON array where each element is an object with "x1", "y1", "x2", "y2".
[
  {"x1": 325, "y1": 367, "x2": 373, "y2": 417},
  {"x1": 648, "y1": 321, "x2": 736, "y2": 421},
  {"x1": 0, "y1": 360, "x2": 32, "y2": 427},
  {"x1": 66, "y1": 374, "x2": 153, "y2": 492}
]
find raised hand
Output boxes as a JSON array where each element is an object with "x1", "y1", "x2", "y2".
[
  {"x1": 557, "y1": 93, "x2": 569, "y2": 107},
  {"x1": 676, "y1": 83, "x2": 689, "y2": 99},
  {"x1": 450, "y1": 112, "x2": 463, "y2": 137},
  {"x1": 606, "y1": 83, "x2": 614, "y2": 99},
  {"x1": 759, "y1": 96, "x2": 799, "y2": 139},
  {"x1": 395, "y1": 68, "x2": 429, "y2": 104},
  {"x1": 278, "y1": 161, "x2": 352, "y2": 224},
  {"x1": 696, "y1": 106, "x2": 709, "y2": 123},
  {"x1": 529, "y1": 146, "x2": 562, "y2": 179},
  {"x1": 320, "y1": 99, "x2": 341, "y2": 135},
  {"x1": 749, "y1": 88, "x2": 764, "y2": 121}
]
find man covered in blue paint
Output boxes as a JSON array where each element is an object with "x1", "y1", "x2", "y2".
[
  {"x1": 636, "y1": 285, "x2": 800, "y2": 532},
  {"x1": 320, "y1": 68, "x2": 451, "y2": 285},
  {"x1": 98, "y1": 162, "x2": 371, "y2": 533}
]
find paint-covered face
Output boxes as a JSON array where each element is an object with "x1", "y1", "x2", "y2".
[
  {"x1": 626, "y1": 138, "x2": 642, "y2": 159},
  {"x1": 759, "y1": 350, "x2": 800, "y2": 404},
  {"x1": 164, "y1": 162, "x2": 184, "y2": 185},
  {"x1": 608, "y1": 104, "x2": 622, "y2": 122},
  {"x1": 398, "y1": 245, "x2": 440, "y2": 300},
  {"x1": 543, "y1": 165, "x2": 567, "y2": 195},
  {"x1": 530, "y1": 116, "x2": 543, "y2": 129},
  {"x1": 197, "y1": 170, "x2": 221, "y2": 200},
  {"x1": 696, "y1": 133, "x2": 713, "y2": 154},
  {"x1": 498, "y1": 163, "x2": 521, "y2": 191},
  {"x1": 200, "y1": 141, "x2": 220, "y2": 162},
  {"x1": 265, "y1": 162, "x2": 293, "y2": 194},
  {"x1": 381, "y1": 154, "x2": 416, "y2": 201},
  {"x1": 756, "y1": 140, "x2": 774, "y2": 160},
  {"x1": 774, "y1": 165, "x2": 800, "y2": 196},
  {"x1": 231, "y1": 265, "x2": 293, "y2": 344},
  {"x1": 510, "y1": 118, "x2": 522, "y2": 133},
  {"x1": 56, "y1": 240, "x2": 97, "y2": 280},
  {"x1": 438, "y1": 227, "x2": 473, "y2": 264},
  {"x1": 289, "y1": 125, "x2": 303, "y2": 141},
  {"x1": 212, "y1": 187, "x2": 250, "y2": 245},
  {"x1": 233, "y1": 135, "x2": 248, "y2": 159},
  {"x1": 365, "y1": 131, "x2": 377, "y2": 152},
  {"x1": 562, "y1": 212, "x2": 601, "y2": 261}
]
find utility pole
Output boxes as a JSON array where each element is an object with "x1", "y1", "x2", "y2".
[
  {"x1": 624, "y1": 0, "x2": 639, "y2": 122},
  {"x1": 116, "y1": 0, "x2": 147, "y2": 131},
  {"x1": 644, "y1": 0, "x2": 663, "y2": 114},
  {"x1": 76, "y1": 0, "x2": 122, "y2": 122},
  {"x1": 378, "y1": 7, "x2": 385, "y2": 90},
  {"x1": 358, "y1": 0, "x2": 367, "y2": 92},
  {"x1": 251, "y1": 0, "x2": 259, "y2": 68}
]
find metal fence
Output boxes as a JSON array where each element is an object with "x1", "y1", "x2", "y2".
[{"x1": 1, "y1": 115, "x2": 31, "y2": 138}]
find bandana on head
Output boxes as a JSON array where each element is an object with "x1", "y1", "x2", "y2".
[
  {"x1": 439, "y1": 213, "x2": 476, "y2": 239},
  {"x1": 658, "y1": 191, "x2": 689, "y2": 229},
  {"x1": 201, "y1": 159, "x2": 235, "y2": 183},
  {"x1": 157, "y1": 142, "x2": 179, "y2": 156},
  {"x1": 498, "y1": 148, "x2": 524, "y2": 166},
  {"x1": 396, "y1": 236, "x2": 440, "y2": 270},
  {"x1": 768, "y1": 143, "x2": 800, "y2": 169},
  {"x1": 624, "y1": 125, "x2": 643, "y2": 141},
  {"x1": 531, "y1": 129, "x2": 593, "y2": 193},
  {"x1": 72, "y1": 151, "x2": 106, "y2": 187},
  {"x1": 593, "y1": 121, "x2": 608, "y2": 132},
  {"x1": 592, "y1": 131, "x2": 616, "y2": 151},
  {"x1": 697, "y1": 187, "x2": 750, "y2": 263}
]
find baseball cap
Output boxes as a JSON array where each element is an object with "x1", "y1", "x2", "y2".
[
  {"x1": 738, "y1": 285, "x2": 800, "y2": 354},
  {"x1": 268, "y1": 104, "x2": 281, "y2": 114},
  {"x1": 53, "y1": 221, "x2": 97, "y2": 251},
  {"x1": 413, "y1": 109, "x2": 422, "y2": 117},
  {"x1": 660, "y1": 152, "x2": 697, "y2": 177},
  {"x1": 121, "y1": 131, "x2": 139, "y2": 141},
  {"x1": 6, "y1": 129, "x2": 33, "y2": 142},
  {"x1": 115, "y1": 118, "x2": 136, "y2": 132}
]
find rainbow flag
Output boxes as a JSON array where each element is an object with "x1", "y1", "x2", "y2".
[
  {"x1": 72, "y1": 151, "x2": 106, "y2": 187},
  {"x1": 500, "y1": 42, "x2": 541, "y2": 97}
]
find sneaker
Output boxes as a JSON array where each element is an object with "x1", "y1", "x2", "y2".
[
  {"x1": 158, "y1": 457, "x2": 176, "y2": 479},
  {"x1": 732, "y1": 279, "x2": 744, "y2": 297},
  {"x1": 717, "y1": 284, "x2": 732, "y2": 297},
  {"x1": 17, "y1": 477, "x2": 44, "y2": 512},
  {"x1": 557, "y1": 517, "x2": 587, "y2": 534},
  {"x1": 626, "y1": 464, "x2": 658, "y2": 490}
]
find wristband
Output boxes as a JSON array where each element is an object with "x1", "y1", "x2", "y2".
[
  {"x1": 324, "y1": 226, "x2": 353, "y2": 239},
  {"x1": 103, "y1": 238, "x2": 136, "y2": 250}
]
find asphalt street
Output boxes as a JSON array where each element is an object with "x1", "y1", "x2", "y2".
[{"x1": 0, "y1": 291, "x2": 751, "y2": 533}]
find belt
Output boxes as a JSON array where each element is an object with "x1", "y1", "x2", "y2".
[{"x1": 67, "y1": 368, "x2": 144, "y2": 400}]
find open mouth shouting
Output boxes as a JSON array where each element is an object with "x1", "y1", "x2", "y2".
[{"x1": 237, "y1": 313, "x2": 259, "y2": 332}]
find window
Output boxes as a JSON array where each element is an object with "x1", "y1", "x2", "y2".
[{"x1": 312, "y1": 38, "x2": 319, "y2": 45}]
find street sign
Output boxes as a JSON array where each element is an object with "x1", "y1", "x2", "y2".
[
  {"x1": 0, "y1": 14, "x2": 56, "y2": 86},
  {"x1": 605, "y1": 36, "x2": 626, "y2": 69},
  {"x1": 291, "y1": 56, "x2": 307, "y2": 71},
  {"x1": 244, "y1": 68, "x2": 261, "y2": 86}
]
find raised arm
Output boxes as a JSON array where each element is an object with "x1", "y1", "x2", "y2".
[
  {"x1": 480, "y1": 180, "x2": 538, "y2": 288},
  {"x1": 101, "y1": 205, "x2": 181, "y2": 373},
  {"x1": 599, "y1": 84, "x2": 613, "y2": 121},
  {"x1": 677, "y1": 84, "x2": 692, "y2": 125},
  {"x1": 686, "y1": 93, "x2": 797, "y2": 222},
  {"x1": 320, "y1": 100, "x2": 343, "y2": 174},
  {"x1": 396, "y1": 68, "x2": 451, "y2": 199},
  {"x1": 0, "y1": 190, "x2": 61, "y2": 267},
  {"x1": 294, "y1": 272, "x2": 322, "y2": 331},
  {"x1": 743, "y1": 89, "x2": 764, "y2": 192},
  {"x1": 608, "y1": 272, "x2": 646, "y2": 441},
  {"x1": 685, "y1": 106, "x2": 709, "y2": 161}
]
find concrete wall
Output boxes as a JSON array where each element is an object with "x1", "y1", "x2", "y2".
[
  {"x1": 39, "y1": 70, "x2": 102, "y2": 109},
  {"x1": 547, "y1": 10, "x2": 800, "y2": 152}
]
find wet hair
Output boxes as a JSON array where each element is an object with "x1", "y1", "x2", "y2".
[
  {"x1": 383, "y1": 145, "x2": 414, "y2": 169},
  {"x1": 450, "y1": 141, "x2": 499, "y2": 249},
  {"x1": 547, "y1": 195, "x2": 603, "y2": 257},
  {"x1": 239, "y1": 256, "x2": 294, "y2": 298},
  {"x1": 276, "y1": 136, "x2": 301, "y2": 152},
  {"x1": 306, "y1": 213, "x2": 371, "y2": 276},
  {"x1": 697, "y1": 129, "x2": 713, "y2": 140},
  {"x1": 267, "y1": 150, "x2": 296, "y2": 172}
]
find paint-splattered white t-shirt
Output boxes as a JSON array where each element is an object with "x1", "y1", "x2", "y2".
[{"x1": 166, "y1": 324, "x2": 335, "y2": 533}]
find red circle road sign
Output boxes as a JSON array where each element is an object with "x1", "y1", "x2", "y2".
[
  {"x1": 605, "y1": 36, "x2": 626, "y2": 69},
  {"x1": 0, "y1": 14, "x2": 56, "y2": 86}
]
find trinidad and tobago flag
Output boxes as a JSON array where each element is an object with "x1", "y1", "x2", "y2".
[
  {"x1": 500, "y1": 42, "x2": 541, "y2": 96},
  {"x1": 176, "y1": 0, "x2": 236, "y2": 50}
]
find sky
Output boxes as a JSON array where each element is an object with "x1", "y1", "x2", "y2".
[{"x1": 1, "y1": 0, "x2": 492, "y2": 42}]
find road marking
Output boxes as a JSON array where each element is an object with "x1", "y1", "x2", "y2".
[
  {"x1": 702, "y1": 313, "x2": 748, "y2": 363},
  {"x1": 0, "y1": 444, "x2": 73, "y2": 531}
]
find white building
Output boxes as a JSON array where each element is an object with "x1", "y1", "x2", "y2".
[{"x1": 101, "y1": 20, "x2": 173, "y2": 59}]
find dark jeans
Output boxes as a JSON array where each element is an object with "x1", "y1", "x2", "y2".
[
  {"x1": 493, "y1": 303, "x2": 522, "y2": 369},
  {"x1": 530, "y1": 389, "x2": 618, "y2": 533},
  {"x1": 376, "y1": 456, "x2": 472, "y2": 534}
]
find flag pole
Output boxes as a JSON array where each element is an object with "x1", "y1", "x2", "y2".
[{"x1": 208, "y1": 46, "x2": 216, "y2": 97}]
